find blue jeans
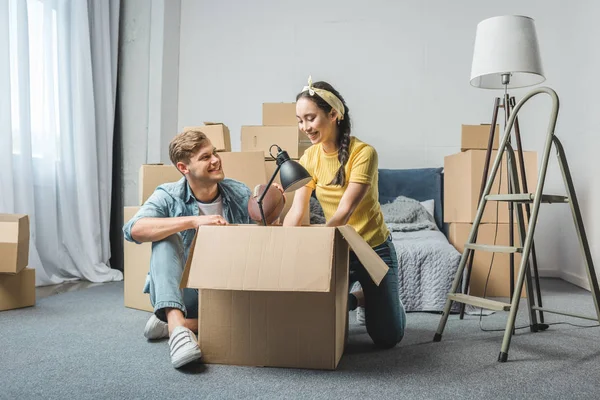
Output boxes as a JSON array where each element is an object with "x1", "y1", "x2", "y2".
[
  {"x1": 349, "y1": 236, "x2": 406, "y2": 348},
  {"x1": 146, "y1": 234, "x2": 198, "y2": 323}
]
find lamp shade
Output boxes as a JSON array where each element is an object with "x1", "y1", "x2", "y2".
[
  {"x1": 280, "y1": 160, "x2": 312, "y2": 192},
  {"x1": 470, "y1": 15, "x2": 545, "y2": 89}
]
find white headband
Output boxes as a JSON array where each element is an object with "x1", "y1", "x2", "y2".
[{"x1": 301, "y1": 75, "x2": 345, "y2": 121}]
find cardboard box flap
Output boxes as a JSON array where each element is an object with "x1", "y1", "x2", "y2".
[
  {"x1": 335, "y1": 225, "x2": 389, "y2": 285},
  {"x1": 182, "y1": 226, "x2": 335, "y2": 292}
]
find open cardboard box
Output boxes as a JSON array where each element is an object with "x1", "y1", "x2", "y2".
[{"x1": 180, "y1": 224, "x2": 388, "y2": 370}]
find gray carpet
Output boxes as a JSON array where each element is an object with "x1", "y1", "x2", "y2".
[{"x1": 1, "y1": 278, "x2": 599, "y2": 399}]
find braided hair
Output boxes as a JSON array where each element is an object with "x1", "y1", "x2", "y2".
[{"x1": 296, "y1": 81, "x2": 351, "y2": 187}]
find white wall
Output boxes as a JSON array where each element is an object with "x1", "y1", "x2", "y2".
[
  {"x1": 120, "y1": 0, "x2": 600, "y2": 289},
  {"x1": 557, "y1": 0, "x2": 600, "y2": 289}
]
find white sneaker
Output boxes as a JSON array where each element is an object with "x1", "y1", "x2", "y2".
[
  {"x1": 356, "y1": 306, "x2": 366, "y2": 326},
  {"x1": 169, "y1": 326, "x2": 202, "y2": 368},
  {"x1": 144, "y1": 314, "x2": 169, "y2": 340}
]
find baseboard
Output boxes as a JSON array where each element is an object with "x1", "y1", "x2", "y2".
[
  {"x1": 537, "y1": 268, "x2": 561, "y2": 278},
  {"x1": 560, "y1": 270, "x2": 591, "y2": 291}
]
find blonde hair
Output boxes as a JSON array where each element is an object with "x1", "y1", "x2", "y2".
[{"x1": 168, "y1": 130, "x2": 209, "y2": 165}]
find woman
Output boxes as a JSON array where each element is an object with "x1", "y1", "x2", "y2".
[{"x1": 283, "y1": 77, "x2": 406, "y2": 348}]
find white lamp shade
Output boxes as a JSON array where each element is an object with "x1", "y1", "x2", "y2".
[{"x1": 470, "y1": 15, "x2": 545, "y2": 89}]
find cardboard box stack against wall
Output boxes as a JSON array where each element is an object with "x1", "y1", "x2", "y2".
[
  {"x1": 444, "y1": 124, "x2": 538, "y2": 297},
  {"x1": 242, "y1": 103, "x2": 310, "y2": 159},
  {"x1": 0, "y1": 214, "x2": 36, "y2": 312}
]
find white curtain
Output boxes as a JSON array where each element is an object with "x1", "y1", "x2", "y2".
[{"x1": 0, "y1": 0, "x2": 123, "y2": 286}]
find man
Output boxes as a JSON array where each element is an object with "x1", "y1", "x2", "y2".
[{"x1": 123, "y1": 130, "x2": 252, "y2": 368}]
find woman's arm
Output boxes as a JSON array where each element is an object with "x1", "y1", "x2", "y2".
[
  {"x1": 282, "y1": 186, "x2": 313, "y2": 226},
  {"x1": 326, "y1": 182, "x2": 370, "y2": 227},
  {"x1": 131, "y1": 215, "x2": 228, "y2": 243}
]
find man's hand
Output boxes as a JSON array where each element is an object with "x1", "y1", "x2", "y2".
[{"x1": 192, "y1": 215, "x2": 228, "y2": 228}]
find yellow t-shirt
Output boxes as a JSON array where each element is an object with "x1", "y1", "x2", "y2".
[{"x1": 299, "y1": 137, "x2": 390, "y2": 248}]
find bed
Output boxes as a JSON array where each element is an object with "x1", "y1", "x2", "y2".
[{"x1": 377, "y1": 168, "x2": 461, "y2": 312}]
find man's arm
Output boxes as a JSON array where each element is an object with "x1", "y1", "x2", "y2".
[
  {"x1": 130, "y1": 215, "x2": 227, "y2": 243},
  {"x1": 123, "y1": 188, "x2": 227, "y2": 244}
]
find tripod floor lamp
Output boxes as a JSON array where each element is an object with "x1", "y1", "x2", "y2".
[{"x1": 460, "y1": 15, "x2": 546, "y2": 322}]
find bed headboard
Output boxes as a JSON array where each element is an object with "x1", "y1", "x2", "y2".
[{"x1": 378, "y1": 167, "x2": 445, "y2": 233}]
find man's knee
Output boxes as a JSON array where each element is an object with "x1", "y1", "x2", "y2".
[
  {"x1": 150, "y1": 235, "x2": 185, "y2": 269},
  {"x1": 152, "y1": 234, "x2": 184, "y2": 254}
]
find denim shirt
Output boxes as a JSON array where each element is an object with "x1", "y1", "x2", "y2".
[{"x1": 123, "y1": 177, "x2": 252, "y2": 262}]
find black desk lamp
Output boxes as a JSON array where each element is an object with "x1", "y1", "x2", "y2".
[{"x1": 257, "y1": 145, "x2": 312, "y2": 226}]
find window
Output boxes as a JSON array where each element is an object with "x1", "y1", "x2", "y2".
[{"x1": 9, "y1": 0, "x2": 61, "y2": 158}]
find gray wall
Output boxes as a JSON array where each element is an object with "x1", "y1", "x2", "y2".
[{"x1": 118, "y1": 0, "x2": 600, "y2": 288}]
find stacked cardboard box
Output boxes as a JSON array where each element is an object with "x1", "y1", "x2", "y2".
[
  {"x1": 0, "y1": 214, "x2": 35, "y2": 311},
  {"x1": 183, "y1": 123, "x2": 232, "y2": 152},
  {"x1": 445, "y1": 124, "x2": 538, "y2": 297},
  {"x1": 241, "y1": 103, "x2": 310, "y2": 160}
]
